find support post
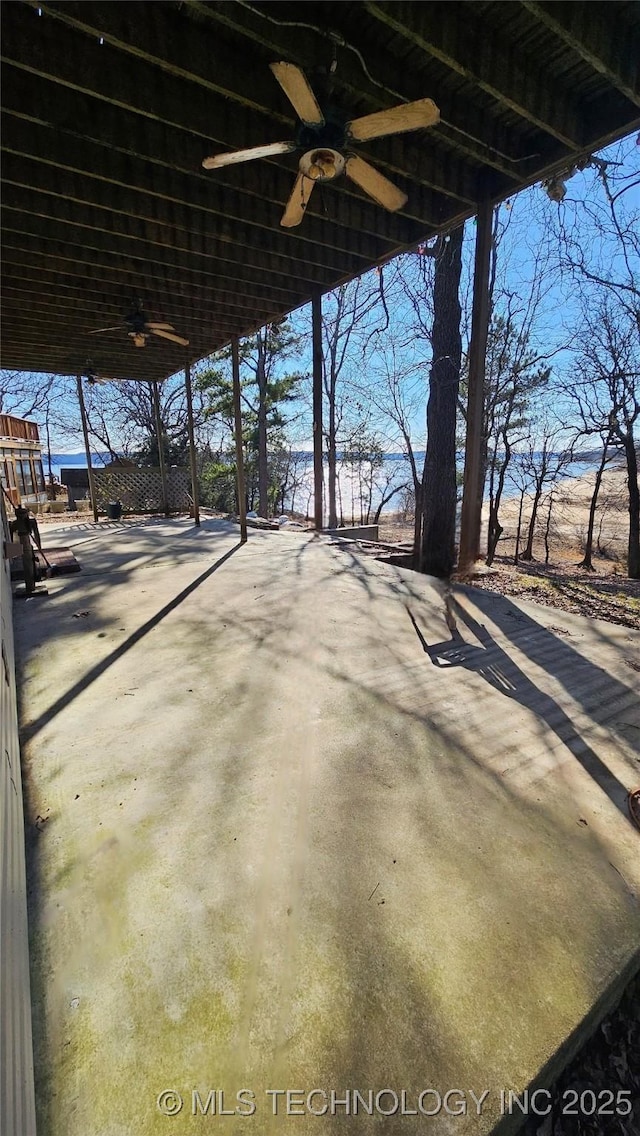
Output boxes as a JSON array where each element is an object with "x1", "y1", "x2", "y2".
[
  {"x1": 184, "y1": 363, "x2": 200, "y2": 527},
  {"x1": 152, "y1": 380, "x2": 169, "y2": 517},
  {"x1": 76, "y1": 374, "x2": 99, "y2": 522},
  {"x1": 458, "y1": 199, "x2": 493, "y2": 575},
  {"x1": 231, "y1": 336, "x2": 248, "y2": 543},
  {"x1": 312, "y1": 290, "x2": 324, "y2": 530}
]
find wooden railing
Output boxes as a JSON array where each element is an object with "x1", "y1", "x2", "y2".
[{"x1": 0, "y1": 415, "x2": 40, "y2": 443}]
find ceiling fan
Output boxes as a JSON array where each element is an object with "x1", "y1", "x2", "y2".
[
  {"x1": 84, "y1": 361, "x2": 132, "y2": 385},
  {"x1": 89, "y1": 305, "x2": 189, "y2": 348},
  {"x1": 202, "y1": 62, "x2": 439, "y2": 227},
  {"x1": 85, "y1": 370, "x2": 132, "y2": 386}
]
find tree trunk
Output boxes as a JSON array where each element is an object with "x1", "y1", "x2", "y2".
[
  {"x1": 413, "y1": 481, "x2": 423, "y2": 568},
  {"x1": 514, "y1": 491, "x2": 525, "y2": 564},
  {"x1": 476, "y1": 435, "x2": 489, "y2": 542},
  {"x1": 486, "y1": 439, "x2": 512, "y2": 565},
  {"x1": 256, "y1": 333, "x2": 269, "y2": 517},
  {"x1": 625, "y1": 430, "x2": 640, "y2": 579},
  {"x1": 544, "y1": 493, "x2": 554, "y2": 564},
  {"x1": 486, "y1": 505, "x2": 504, "y2": 566},
  {"x1": 419, "y1": 226, "x2": 464, "y2": 577},
  {"x1": 327, "y1": 396, "x2": 338, "y2": 528},
  {"x1": 579, "y1": 441, "x2": 609, "y2": 570},
  {"x1": 521, "y1": 484, "x2": 543, "y2": 560}
]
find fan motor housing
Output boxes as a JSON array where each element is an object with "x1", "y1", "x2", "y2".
[{"x1": 296, "y1": 112, "x2": 346, "y2": 153}]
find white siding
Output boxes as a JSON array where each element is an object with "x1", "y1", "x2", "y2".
[{"x1": 0, "y1": 495, "x2": 36, "y2": 1135}]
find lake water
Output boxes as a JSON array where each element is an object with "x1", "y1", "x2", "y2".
[{"x1": 49, "y1": 451, "x2": 596, "y2": 517}]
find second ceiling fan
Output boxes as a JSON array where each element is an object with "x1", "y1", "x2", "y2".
[
  {"x1": 90, "y1": 305, "x2": 189, "y2": 349},
  {"x1": 202, "y1": 62, "x2": 439, "y2": 227}
]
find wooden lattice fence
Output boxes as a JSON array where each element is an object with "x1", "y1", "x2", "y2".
[{"x1": 93, "y1": 467, "x2": 190, "y2": 513}]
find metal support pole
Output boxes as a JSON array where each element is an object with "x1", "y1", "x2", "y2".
[
  {"x1": 312, "y1": 290, "x2": 324, "y2": 530},
  {"x1": 458, "y1": 199, "x2": 493, "y2": 574},
  {"x1": 76, "y1": 374, "x2": 99, "y2": 523},
  {"x1": 231, "y1": 336, "x2": 248, "y2": 543},
  {"x1": 184, "y1": 363, "x2": 200, "y2": 527},
  {"x1": 152, "y1": 380, "x2": 169, "y2": 517}
]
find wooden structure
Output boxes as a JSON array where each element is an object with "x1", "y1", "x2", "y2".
[
  {"x1": 0, "y1": 414, "x2": 47, "y2": 510},
  {"x1": 92, "y1": 466, "x2": 191, "y2": 514},
  {"x1": 1, "y1": 1, "x2": 639, "y2": 545}
]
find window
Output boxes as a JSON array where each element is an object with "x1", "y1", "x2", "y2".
[
  {"x1": 34, "y1": 459, "x2": 46, "y2": 493},
  {"x1": 18, "y1": 460, "x2": 33, "y2": 496},
  {"x1": 15, "y1": 460, "x2": 26, "y2": 495}
]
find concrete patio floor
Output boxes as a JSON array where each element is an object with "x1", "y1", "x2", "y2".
[{"x1": 13, "y1": 517, "x2": 640, "y2": 1135}]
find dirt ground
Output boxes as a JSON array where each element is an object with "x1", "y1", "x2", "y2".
[{"x1": 378, "y1": 468, "x2": 640, "y2": 633}]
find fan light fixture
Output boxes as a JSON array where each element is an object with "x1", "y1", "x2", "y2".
[
  {"x1": 299, "y1": 148, "x2": 344, "y2": 181},
  {"x1": 544, "y1": 177, "x2": 567, "y2": 202}
]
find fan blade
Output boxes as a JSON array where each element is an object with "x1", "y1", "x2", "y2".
[
  {"x1": 347, "y1": 98, "x2": 439, "y2": 142},
  {"x1": 89, "y1": 325, "x2": 123, "y2": 334},
  {"x1": 202, "y1": 141, "x2": 296, "y2": 169},
  {"x1": 145, "y1": 322, "x2": 175, "y2": 331},
  {"x1": 151, "y1": 328, "x2": 190, "y2": 347},
  {"x1": 270, "y1": 62, "x2": 324, "y2": 126},
  {"x1": 345, "y1": 156, "x2": 407, "y2": 212},
  {"x1": 281, "y1": 172, "x2": 315, "y2": 228}
]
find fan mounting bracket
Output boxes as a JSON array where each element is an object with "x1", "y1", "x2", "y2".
[{"x1": 296, "y1": 114, "x2": 346, "y2": 152}]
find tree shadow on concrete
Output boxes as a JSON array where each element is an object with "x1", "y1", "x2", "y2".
[
  {"x1": 20, "y1": 541, "x2": 242, "y2": 746},
  {"x1": 407, "y1": 595, "x2": 636, "y2": 827}
]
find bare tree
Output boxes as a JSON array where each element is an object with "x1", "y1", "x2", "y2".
[
  {"x1": 550, "y1": 142, "x2": 639, "y2": 335},
  {"x1": 545, "y1": 137, "x2": 639, "y2": 575},
  {"x1": 0, "y1": 370, "x2": 59, "y2": 419},
  {"x1": 520, "y1": 422, "x2": 573, "y2": 561},
  {"x1": 320, "y1": 277, "x2": 383, "y2": 527},
  {"x1": 510, "y1": 450, "x2": 533, "y2": 565},
  {"x1": 482, "y1": 310, "x2": 552, "y2": 564},
  {"x1": 358, "y1": 340, "x2": 427, "y2": 550}
]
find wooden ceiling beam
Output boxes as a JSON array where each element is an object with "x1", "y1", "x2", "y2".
[
  {"x1": 0, "y1": 313, "x2": 249, "y2": 351},
  {"x1": 1, "y1": 227, "x2": 317, "y2": 324},
  {"x1": 25, "y1": 0, "x2": 293, "y2": 120},
  {"x1": 0, "y1": 291, "x2": 254, "y2": 340},
  {"x1": 0, "y1": 239, "x2": 309, "y2": 310},
  {"x1": 519, "y1": 1, "x2": 640, "y2": 109},
  {"x1": 27, "y1": 0, "x2": 491, "y2": 197},
  {"x1": 0, "y1": 329, "x2": 196, "y2": 358},
  {"x1": 0, "y1": 324, "x2": 220, "y2": 361},
  {"x1": 2, "y1": 7, "x2": 480, "y2": 205},
  {"x1": 1, "y1": 277, "x2": 279, "y2": 326},
  {"x1": 0, "y1": 150, "x2": 387, "y2": 275},
  {"x1": 186, "y1": 0, "x2": 533, "y2": 181},
  {"x1": 1, "y1": 124, "x2": 432, "y2": 263},
  {"x1": 0, "y1": 193, "x2": 354, "y2": 290},
  {"x1": 364, "y1": 0, "x2": 585, "y2": 148},
  {"x1": 0, "y1": 81, "x2": 449, "y2": 239},
  {"x1": 0, "y1": 346, "x2": 205, "y2": 383}
]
